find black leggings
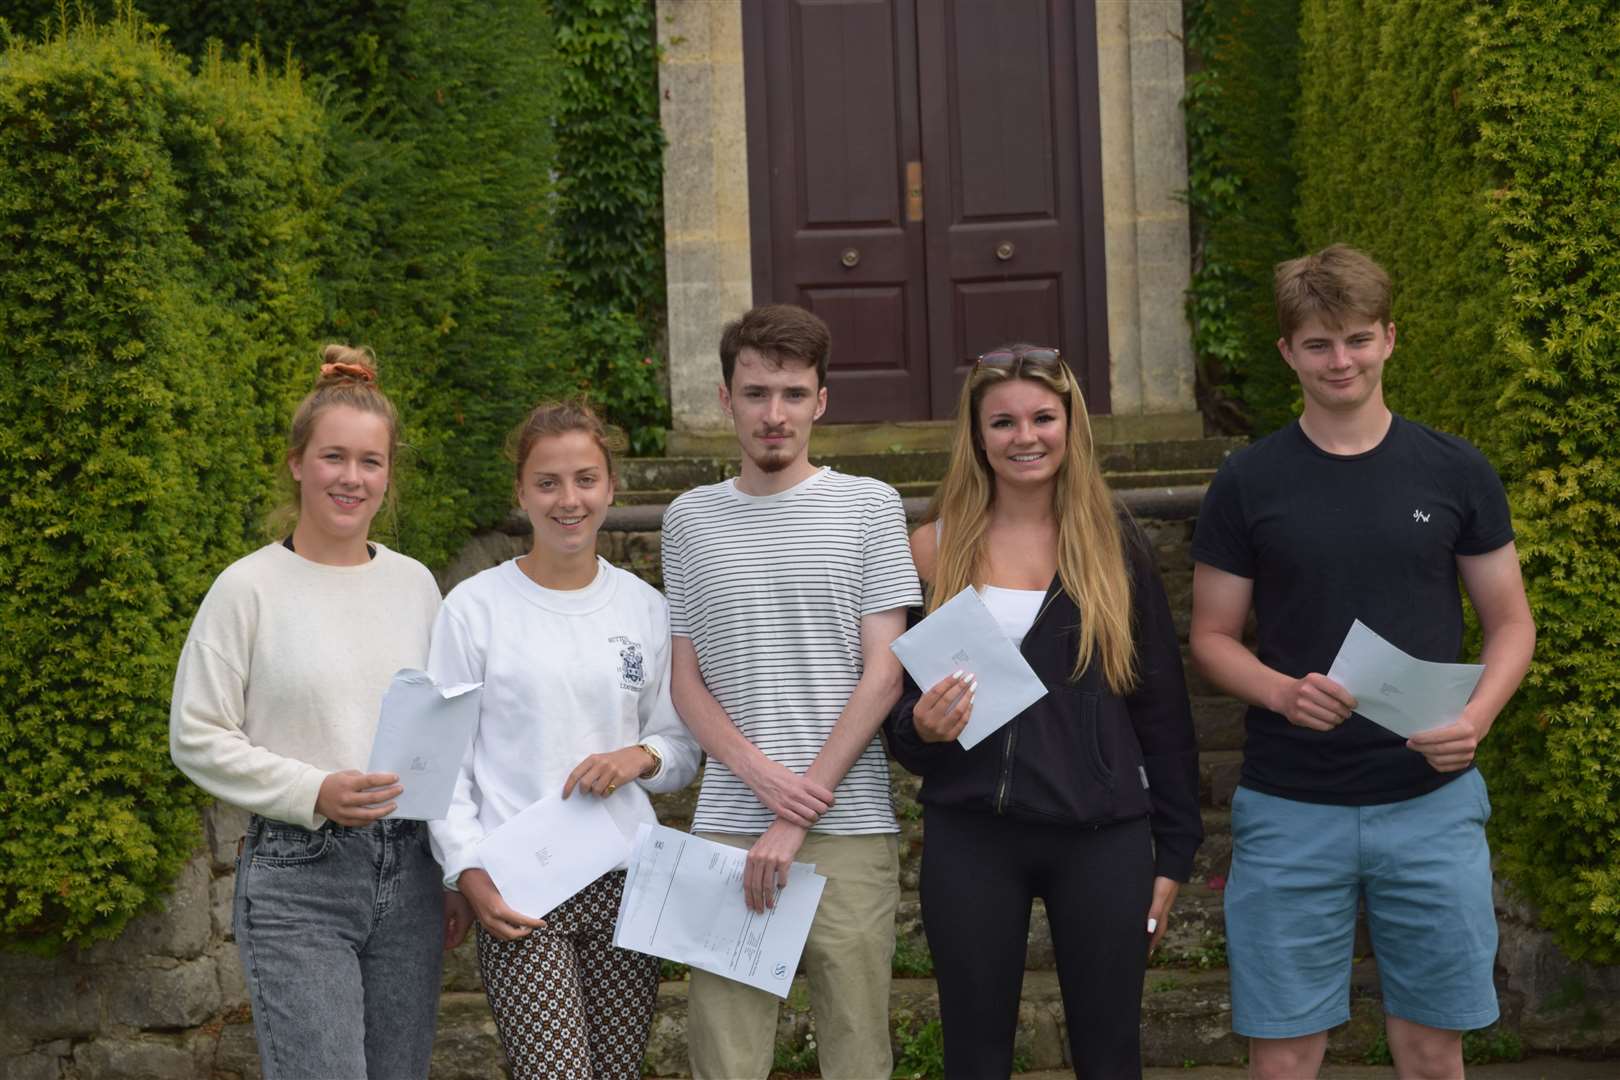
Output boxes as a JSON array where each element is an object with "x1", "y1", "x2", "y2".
[{"x1": 920, "y1": 805, "x2": 1154, "y2": 1079}]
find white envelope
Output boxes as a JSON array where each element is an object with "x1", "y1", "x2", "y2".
[
  {"x1": 1326, "y1": 619, "x2": 1485, "y2": 738},
  {"x1": 480, "y1": 794, "x2": 631, "y2": 920},
  {"x1": 889, "y1": 586, "x2": 1049, "y2": 750},
  {"x1": 366, "y1": 669, "x2": 481, "y2": 820}
]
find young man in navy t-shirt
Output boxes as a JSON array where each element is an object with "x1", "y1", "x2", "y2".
[{"x1": 1190, "y1": 245, "x2": 1536, "y2": 1079}]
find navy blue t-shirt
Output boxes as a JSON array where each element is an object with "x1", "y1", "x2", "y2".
[{"x1": 1191, "y1": 415, "x2": 1514, "y2": 805}]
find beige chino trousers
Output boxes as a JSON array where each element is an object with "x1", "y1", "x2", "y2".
[{"x1": 687, "y1": 831, "x2": 900, "y2": 1080}]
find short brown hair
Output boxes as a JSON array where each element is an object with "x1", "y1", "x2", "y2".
[
  {"x1": 719, "y1": 304, "x2": 831, "y2": 388},
  {"x1": 509, "y1": 398, "x2": 621, "y2": 489},
  {"x1": 1274, "y1": 244, "x2": 1392, "y2": 342}
]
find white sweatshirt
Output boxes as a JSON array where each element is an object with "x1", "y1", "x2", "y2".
[
  {"x1": 426, "y1": 557, "x2": 701, "y2": 887},
  {"x1": 169, "y1": 542, "x2": 442, "y2": 828}
]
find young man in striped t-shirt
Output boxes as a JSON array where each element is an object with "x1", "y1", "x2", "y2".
[{"x1": 663, "y1": 304, "x2": 922, "y2": 1079}]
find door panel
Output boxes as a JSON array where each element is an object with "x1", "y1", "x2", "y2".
[
  {"x1": 798, "y1": 2, "x2": 901, "y2": 226},
  {"x1": 948, "y1": 1, "x2": 1056, "y2": 222},
  {"x1": 747, "y1": 0, "x2": 931, "y2": 421},
  {"x1": 954, "y1": 278, "x2": 1062, "y2": 362},
  {"x1": 917, "y1": 0, "x2": 1110, "y2": 414}
]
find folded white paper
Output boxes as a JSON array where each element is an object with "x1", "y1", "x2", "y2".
[
  {"x1": 479, "y1": 794, "x2": 631, "y2": 920},
  {"x1": 366, "y1": 669, "x2": 481, "y2": 820},
  {"x1": 1326, "y1": 619, "x2": 1485, "y2": 738},
  {"x1": 889, "y1": 586, "x2": 1049, "y2": 749},
  {"x1": 614, "y1": 824, "x2": 825, "y2": 998}
]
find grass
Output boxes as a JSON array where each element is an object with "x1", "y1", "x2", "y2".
[
  {"x1": 1462, "y1": 1026, "x2": 1525, "y2": 1065},
  {"x1": 1366, "y1": 1026, "x2": 1526, "y2": 1067},
  {"x1": 892, "y1": 933, "x2": 935, "y2": 977},
  {"x1": 1151, "y1": 930, "x2": 1229, "y2": 970},
  {"x1": 892, "y1": 1014, "x2": 945, "y2": 1080},
  {"x1": 771, "y1": 1027, "x2": 819, "y2": 1076}
]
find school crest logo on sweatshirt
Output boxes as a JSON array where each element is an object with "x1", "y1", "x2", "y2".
[{"x1": 611, "y1": 635, "x2": 646, "y2": 691}]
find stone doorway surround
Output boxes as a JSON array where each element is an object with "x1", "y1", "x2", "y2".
[{"x1": 657, "y1": 0, "x2": 1198, "y2": 441}]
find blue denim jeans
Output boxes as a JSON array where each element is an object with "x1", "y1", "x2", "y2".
[{"x1": 234, "y1": 815, "x2": 444, "y2": 1079}]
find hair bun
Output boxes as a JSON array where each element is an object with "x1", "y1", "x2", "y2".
[{"x1": 317, "y1": 344, "x2": 379, "y2": 386}]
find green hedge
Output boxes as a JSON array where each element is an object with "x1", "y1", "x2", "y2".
[
  {"x1": 1183, "y1": 0, "x2": 1303, "y2": 435},
  {"x1": 9, "y1": 0, "x2": 672, "y2": 547},
  {"x1": 0, "y1": 3, "x2": 676, "y2": 950},
  {"x1": 552, "y1": 0, "x2": 664, "y2": 322},
  {"x1": 551, "y1": 0, "x2": 670, "y2": 453},
  {"x1": 1295, "y1": 0, "x2": 1620, "y2": 961},
  {"x1": 0, "y1": 17, "x2": 325, "y2": 950},
  {"x1": 315, "y1": 0, "x2": 572, "y2": 566}
]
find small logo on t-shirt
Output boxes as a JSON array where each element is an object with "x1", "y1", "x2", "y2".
[
  {"x1": 1412, "y1": 508, "x2": 1431, "y2": 523},
  {"x1": 611, "y1": 635, "x2": 646, "y2": 691}
]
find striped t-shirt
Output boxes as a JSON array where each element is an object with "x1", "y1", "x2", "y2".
[{"x1": 662, "y1": 467, "x2": 922, "y2": 835}]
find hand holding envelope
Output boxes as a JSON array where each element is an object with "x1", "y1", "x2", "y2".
[
  {"x1": 910, "y1": 670, "x2": 979, "y2": 743},
  {"x1": 479, "y1": 795, "x2": 631, "y2": 921},
  {"x1": 1326, "y1": 619, "x2": 1485, "y2": 739},
  {"x1": 890, "y1": 586, "x2": 1049, "y2": 750},
  {"x1": 365, "y1": 669, "x2": 482, "y2": 820}
]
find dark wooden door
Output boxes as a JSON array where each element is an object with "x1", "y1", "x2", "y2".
[
  {"x1": 916, "y1": 0, "x2": 1110, "y2": 413},
  {"x1": 744, "y1": 0, "x2": 1108, "y2": 420},
  {"x1": 744, "y1": 0, "x2": 930, "y2": 422}
]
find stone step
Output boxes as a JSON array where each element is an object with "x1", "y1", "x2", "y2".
[
  {"x1": 618, "y1": 467, "x2": 1219, "y2": 505},
  {"x1": 617, "y1": 438, "x2": 1240, "y2": 494},
  {"x1": 1193, "y1": 695, "x2": 1246, "y2": 751},
  {"x1": 1193, "y1": 809, "x2": 1234, "y2": 886},
  {"x1": 638, "y1": 960, "x2": 1389, "y2": 1074},
  {"x1": 652, "y1": 763, "x2": 1245, "y2": 907},
  {"x1": 476, "y1": 479, "x2": 1208, "y2": 544},
  {"x1": 408, "y1": 856, "x2": 1396, "y2": 1079},
  {"x1": 1199, "y1": 750, "x2": 1244, "y2": 809},
  {"x1": 221, "y1": 940, "x2": 1541, "y2": 1078},
  {"x1": 664, "y1": 418, "x2": 1219, "y2": 458},
  {"x1": 898, "y1": 885, "x2": 1238, "y2": 979}
]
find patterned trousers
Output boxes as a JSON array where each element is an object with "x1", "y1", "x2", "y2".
[{"x1": 477, "y1": 870, "x2": 660, "y2": 1080}]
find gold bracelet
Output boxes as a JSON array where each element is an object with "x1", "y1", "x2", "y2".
[{"x1": 636, "y1": 741, "x2": 662, "y2": 780}]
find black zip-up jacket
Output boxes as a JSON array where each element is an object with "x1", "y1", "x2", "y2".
[{"x1": 884, "y1": 521, "x2": 1203, "y2": 881}]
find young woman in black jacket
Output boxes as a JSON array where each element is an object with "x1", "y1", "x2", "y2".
[{"x1": 886, "y1": 345, "x2": 1202, "y2": 1078}]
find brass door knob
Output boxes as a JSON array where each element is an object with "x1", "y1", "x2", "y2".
[
  {"x1": 840, "y1": 248, "x2": 861, "y2": 268},
  {"x1": 994, "y1": 241, "x2": 1015, "y2": 261}
]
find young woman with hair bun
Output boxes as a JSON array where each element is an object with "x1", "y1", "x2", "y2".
[
  {"x1": 885, "y1": 344, "x2": 1203, "y2": 1077},
  {"x1": 426, "y1": 399, "x2": 700, "y2": 1080},
  {"x1": 171, "y1": 346, "x2": 459, "y2": 1079}
]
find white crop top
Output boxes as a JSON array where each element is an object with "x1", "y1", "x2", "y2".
[{"x1": 979, "y1": 584, "x2": 1045, "y2": 648}]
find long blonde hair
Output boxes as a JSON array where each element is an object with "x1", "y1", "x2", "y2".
[{"x1": 927, "y1": 347, "x2": 1136, "y2": 692}]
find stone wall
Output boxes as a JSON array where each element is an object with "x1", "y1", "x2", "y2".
[{"x1": 3, "y1": 513, "x2": 1617, "y2": 1078}]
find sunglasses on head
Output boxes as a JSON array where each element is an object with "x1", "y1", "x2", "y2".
[{"x1": 975, "y1": 346, "x2": 1062, "y2": 369}]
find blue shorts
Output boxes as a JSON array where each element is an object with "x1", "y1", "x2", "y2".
[{"x1": 1225, "y1": 769, "x2": 1499, "y2": 1038}]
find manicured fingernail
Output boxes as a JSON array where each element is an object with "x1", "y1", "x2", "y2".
[
  {"x1": 951, "y1": 669, "x2": 964, "y2": 680},
  {"x1": 1147, "y1": 917, "x2": 1158, "y2": 933},
  {"x1": 968, "y1": 678, "x2": 979, "y2": 692}
]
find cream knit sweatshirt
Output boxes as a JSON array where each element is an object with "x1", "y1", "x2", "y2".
[{"x1": 169, "y1": 542, "x2": 442, "y2": 828}]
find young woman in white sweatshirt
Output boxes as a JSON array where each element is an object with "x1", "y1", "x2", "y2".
[
  {"x1": 427, "y1": 400, "x2": 700, "y2": 1080},
  {"x1": 170, "y1": 348, "x2": 457, "y2": 1079}
]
